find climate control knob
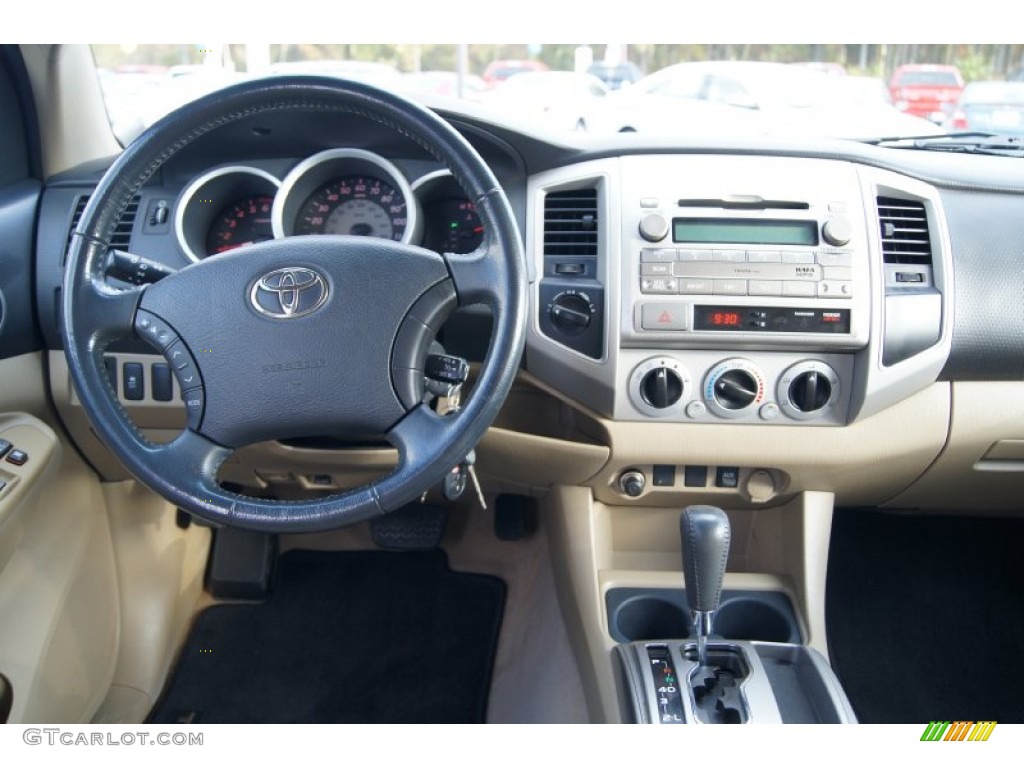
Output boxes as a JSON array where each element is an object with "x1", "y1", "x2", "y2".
[
  {"x1": 703, "y1": 359, "x2": 766, "y2": 419},
  {"x1": 777, "y1": 361, "x2": 841, "y2": 421},
  {"x1": 640, "y1": 366, "x2": 685, "y2": 409},
  {"x1": 628, "y1": 357, "x2": 691, "y2": 417},
  {"x1": 548, "y1": 291, "x2": 594, "y2": 336}
]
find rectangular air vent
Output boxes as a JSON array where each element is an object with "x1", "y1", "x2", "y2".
[
  {"x1": 544, "y1": 188, "x2": 598, "y2": 257},
  {"x1": 877, "y1": 196, "x2": 932, "y2": 265},
  {"x1": 64, "y1": 194, "x2": 141, "y2": 265}
]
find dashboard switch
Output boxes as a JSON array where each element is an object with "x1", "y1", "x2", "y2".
[
  {"x1": 716, "y1": 466, "x2": 740, "y2": 488},
  {"x1": 152, "y1": 363, "x2": 174, "y2": 402},
  {"x1": 619, "y1": 470, "x2": 646, "y2": 498},
  {"x1": 5, "y1": 449, "x2": 27, "y2": 466},
  {"x1": 652, "y1": 465, "x2": 676, "y2": 487},
  {"x1": 684, "y1": 465, "x2": 708, "y2": 488},
  {"x1": 124, "y1": 363, "x2": 144, "y2": 401},
  {"x1": 0, "y1": 439, "x2": 11, "y2": 459}
]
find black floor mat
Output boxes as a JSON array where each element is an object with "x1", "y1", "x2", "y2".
[
  {"x1": 149, "y1": 549, "x2": 505, "y2": 724},
  {"x1": 827, "y1": 509, "x2": 1024, "y2": 723}
]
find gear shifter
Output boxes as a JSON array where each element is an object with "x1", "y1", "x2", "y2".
[{"x1": 680, "y1": 505, "x2": 731, "y2": 667}]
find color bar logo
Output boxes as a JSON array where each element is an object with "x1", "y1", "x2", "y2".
[{"x1": 920, "y1": 721, "x2": 997, "y2": 741}]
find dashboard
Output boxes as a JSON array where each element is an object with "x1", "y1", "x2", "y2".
[{"x1": 30, "y1": 99, "x2": 1024, "y2": 514}]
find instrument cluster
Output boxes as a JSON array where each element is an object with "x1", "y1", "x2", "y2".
[{"x1": 174, "y1": 149, "x2": 484, "y2": 263}]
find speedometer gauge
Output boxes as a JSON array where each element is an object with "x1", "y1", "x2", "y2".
[{"x1": 294, "y1": 176, "x2": 407, "y2": 240}]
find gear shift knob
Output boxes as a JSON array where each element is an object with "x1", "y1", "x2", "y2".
[{"x1": 680, "y1": 505, "x2": 731, "y2": 666}]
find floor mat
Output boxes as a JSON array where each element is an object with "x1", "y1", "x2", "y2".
[
  {"x1": 149, "y1": 549, "x2": 506, "y2": 723},
  {"x1": 827, "y1": 509, "x2": 1024, "y2": 723}
]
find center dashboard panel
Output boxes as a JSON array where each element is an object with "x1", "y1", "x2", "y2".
[{"x1": 526, "y1": 154, "x2": 954, "y2": 429}]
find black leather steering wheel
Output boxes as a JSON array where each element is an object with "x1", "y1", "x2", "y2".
[{"x1": 61, "y1": 76, "x2": 527, "y2": 532}]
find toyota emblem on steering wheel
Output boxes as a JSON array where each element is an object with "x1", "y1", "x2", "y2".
[{"x1": 250, "y1": 267, "x2": 330, "y2": 319}]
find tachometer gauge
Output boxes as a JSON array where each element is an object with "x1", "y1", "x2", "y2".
[
  {"x1": 293, "y1": 176, "x2": 407, "y2": 240},
  {"x1": 205, "y1": 195, "x2": 275, "y2": 254}
]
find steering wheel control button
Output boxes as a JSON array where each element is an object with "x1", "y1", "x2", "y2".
[
  {"x1": 183, "y1": 389, "x2": 205, "y2": 430},
  {"x1": 152, "y1": 363, "x2": 173, "y2": 402},
  {"x1": 134, "y1": 310, "x2": 178, "y2": 352},
  {"x1": 123, "y1": 363, "x2": 145, "y2": 400},
  {"x1": 715, "y1": 466, "x2": 740, "y2": 489},
  {"x1": 163, "y1": 340, "x2": 202, "y2": 391}
]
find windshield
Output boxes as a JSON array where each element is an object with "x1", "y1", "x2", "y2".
[{"x1": 92, "y1": 44, "x2": 1020, "y2": 145}]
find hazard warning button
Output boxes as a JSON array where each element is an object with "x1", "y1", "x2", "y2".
[{"x1": 640, "y1": 302, "x2": 688, "y2": 331}]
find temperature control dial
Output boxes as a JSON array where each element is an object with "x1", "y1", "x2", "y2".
[
  {"x1": 547, "y1": 291, "x2": 595, "y2": 337},
  {"x1": 704, "y1": 359, "x2": 766, "y2": 419},
  {"x1": 777, "y1": 361, "x2": 841, "y2": 420},
  {"x1": 629, "y1": 357, "x2": 691, "y2": 417}
]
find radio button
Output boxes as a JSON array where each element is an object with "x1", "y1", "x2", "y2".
[
  {"x1": 748, "y1": 280, "x2": 783, "y2": 296},
  {"x1": 818, "y1": 280, "x2": 853, "y2": 298},
  {"x1": 641, "y1": 303, "x2": 688, "y2": 330},
  {"x1": 816, "y1": 251, "x2": 853, "y2": 267},
  {"x1": 781, "y1": 251, "x2": 815, "y2": 264},
  {"x1": 782, "y1": 281, "x2": 816, "y2": 298},
  {"x1": 678, "y1": 278, "x2": 713, "y2": 294},
  {"x1": 713, "y1": 249, "x2": 746, "y2": 262},
  {"x1": 747, "y1": 251, "x2": 782, "y2": 263},
  {"x1": 641, "y1": 248, "x2": 676, "y2": 262},
  {"x1": 641, "y1": 277, "x2": 679, "y2": 294},
  {"x1": 678, "y1": 248, "x2": 712, "y2": 261},
  {"x1": 641, "y1": 262, "x2": 673, "y2": 276},
  {"x1": 823, "y1": 266, "x2": 853, "y2": 281},
  {"x1": 714, "y1": 279, "x2": 747, "y2": 296},
  {"x1": 640, "y1": 198, "x2": 659, "y2": 208}
]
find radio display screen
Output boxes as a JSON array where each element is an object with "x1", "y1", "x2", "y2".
[
  {"x1": 694, "y1": 306, "x2": 851, "y2": 334},
  {"x1": 674, "y1": 218, "x2": 819, "y2": 246}
]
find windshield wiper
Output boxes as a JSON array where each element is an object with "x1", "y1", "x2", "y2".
[{"x1": 862, "y1": 131, "x2": 1024, "y2": 157}]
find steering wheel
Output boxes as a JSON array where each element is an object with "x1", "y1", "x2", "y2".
[{"x1": 61, "y1": 76, "x2": 527, "y2": 532}]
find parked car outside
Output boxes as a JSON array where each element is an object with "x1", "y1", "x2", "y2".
[
  {"x1": 479, "y1": 70, "x2": 608, "y2": 130},
  {"x1": 481, "y1": 58, "x2": 548, "y2": 85},
  {"x1": 586, "y1": 61, "x2": 643, "y2": 89},
  {"x1": 888, "y1": 63, "x2": 964, "y2": 122},
  {"x1": 944, "y1": 80, "x2": 1024, "y2": 136}
]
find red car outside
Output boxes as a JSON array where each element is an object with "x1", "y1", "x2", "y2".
[{"x1": 889, "y1": 64, "x2": 964, "y2": 123}]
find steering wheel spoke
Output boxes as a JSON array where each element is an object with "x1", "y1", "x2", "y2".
[{"x1": 71, "y1": 272, "x2": 146, "y2": 347}]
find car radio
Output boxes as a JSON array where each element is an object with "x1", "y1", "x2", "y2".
[{"x1": 619, "y1": 161, "x2": 871, "y2": 352}]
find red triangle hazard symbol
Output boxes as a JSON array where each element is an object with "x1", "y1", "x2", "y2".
[{"x1": 657, "y1": 310, "x2": 673, "y2": 324}]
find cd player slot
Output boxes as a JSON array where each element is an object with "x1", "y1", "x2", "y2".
[{"x1": 677, "y1": 197, "x2": 810, "y2": 210}]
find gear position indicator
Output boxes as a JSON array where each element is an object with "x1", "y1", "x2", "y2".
[{"x1": 647, "y1": 646, "x2": 686, "y2": 724}]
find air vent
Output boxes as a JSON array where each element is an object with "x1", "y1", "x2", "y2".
[
  {"x1": 64, "y1": 194, "x2": 141, "y2": 265},
  {"x1": 544, "y1": 188, "x2": 598, "y2": 257},
  {"x1": 877, "y1": 196, "x2": 932, "y2": 265}
]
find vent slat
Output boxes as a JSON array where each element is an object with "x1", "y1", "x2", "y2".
[
  {"x1": 544, "y1": 188, "x2": 598, "y2": 258},
  {"x1": 877, "y1": 196, "x2": 932, "y2": 266},
  {"x1": 64, "y1": 194, "x2": 140, "y2": 265}
]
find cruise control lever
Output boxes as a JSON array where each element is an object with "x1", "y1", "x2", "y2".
[{"x1": 105, "y1": 250, "x2": 176, "y2": 286}]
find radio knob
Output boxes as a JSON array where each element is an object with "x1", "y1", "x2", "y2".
[
  {"x1": 822, "y1": 217, "x2": 852, "y2": 247},
  {"x1": 639, "y1": 366, "x2": 684, "y2": 409},
  {"x1": 639, "y1": 212, "x2": 669, "y2": 242},
  {"x1": 548, "y1": 292, "x2": 593, "y2": 336},
  {"x1": 788, "y1": 370, "x2": 833, "y2": 413}
]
